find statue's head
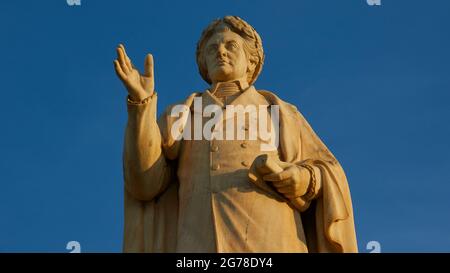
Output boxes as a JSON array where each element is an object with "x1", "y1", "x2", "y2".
[{"x1": 196, "y1": 16, "x2": 264, "y2": 85}]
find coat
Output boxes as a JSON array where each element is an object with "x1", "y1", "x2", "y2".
[{"x1": 122, "y1": 86, "x2": 358, "y2": 253}]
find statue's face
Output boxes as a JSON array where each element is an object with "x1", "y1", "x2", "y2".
[{"x1": 204, "y1": 29, "x2": 249, "y2": 84}]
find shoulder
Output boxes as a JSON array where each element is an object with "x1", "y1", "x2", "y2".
[
  {"x1": 256, "y1": 89, "x2": 300, "y2": 115},
  {"x1": 162, "y1": 91, "x2": 203, "y2": 114}
]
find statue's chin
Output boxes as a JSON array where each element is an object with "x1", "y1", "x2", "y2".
[{"x1": 209, "y1": 69, "x2": 241, "y2": 83}]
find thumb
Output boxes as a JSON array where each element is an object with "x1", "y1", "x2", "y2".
[{"x1": 144, "y1": 54, "x2": 154, "y2": 77}]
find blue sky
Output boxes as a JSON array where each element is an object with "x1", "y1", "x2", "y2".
[{"x1": 1, "y1": 0, "x2": 450, "y2": 252}]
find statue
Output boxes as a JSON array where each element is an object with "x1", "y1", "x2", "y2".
[{"x1": 113, "y1": 16, "x2": 358, "y2": 253}]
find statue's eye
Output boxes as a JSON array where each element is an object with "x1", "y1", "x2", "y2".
[
  {"x1": 207, "y1": 44, "x2": 218, "y2": 54},
  {"x1": 226, "y1": 42, "x2": 239, "y2": 50}
]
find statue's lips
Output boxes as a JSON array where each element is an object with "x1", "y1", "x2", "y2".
[{"x1": 216, "y1": 60, "x2": 229, "y2": 66}]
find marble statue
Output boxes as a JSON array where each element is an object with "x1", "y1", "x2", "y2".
[{"x1": 113, "y1": 16, "x2": 358, "y2": 253}]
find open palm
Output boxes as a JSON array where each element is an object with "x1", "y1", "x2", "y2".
[{"x1": 114, "y1": 44, "x2": 154, "y2": 101}]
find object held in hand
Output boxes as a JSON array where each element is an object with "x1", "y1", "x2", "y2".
[{"x1": 249, "y1": 154, "x2": 310, "y2": 212}]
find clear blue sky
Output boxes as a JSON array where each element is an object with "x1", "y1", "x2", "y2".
[{"x1": 1, "y1": 0, "x2": 450, "y2": 252}]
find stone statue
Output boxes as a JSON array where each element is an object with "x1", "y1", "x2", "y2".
[{"x1": 113, "y1": 16, "x2": 358, "y2": 253}]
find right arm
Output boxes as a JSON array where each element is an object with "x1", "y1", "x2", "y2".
[{"x1": 114, "y1": 44, "x2": 172, "y2": 201}]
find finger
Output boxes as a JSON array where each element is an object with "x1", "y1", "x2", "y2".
[
  {"x1": 119, "y1": 44, "x2": 134, "y2": 72},
  {"x1": 284, "y1": 192, "x2": 299, "y2": 199},
  {"x1": 119, "y1": 44, "x2": 134, "y2": 71},
  {"x1": 271, "y1": 179, "x2": 293, "y2": 188},
  {"x1": 275, "y1": 186, "x2": 298, "y2": 199},
  {"x1": 113, "y1": 60, "x2": 126, "y2": 80},
  {"x1": 144, "y1": 54, "x2": 154, "y2": 77},
  {"x1": 117, "y1": 46, "x2": 130, "y2": 74},
  {"x1": 275, "y1": 185, "x2": 294, "y2": 194},
  {"x1": 263, "y1": 169, "x2": 293, "y2": 182}
]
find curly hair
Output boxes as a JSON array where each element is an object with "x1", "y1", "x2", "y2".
[{"x1": 196, "y1": 16, "x2": 264, "y2": 85}]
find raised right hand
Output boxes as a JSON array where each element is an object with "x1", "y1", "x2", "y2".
[{"x1": 114, "y1": 44, "x2": 154, "y2": 101}]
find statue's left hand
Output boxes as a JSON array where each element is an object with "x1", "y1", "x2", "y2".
[{"x1": 262, "y1": 162, "x2": 310, "y2": 200}]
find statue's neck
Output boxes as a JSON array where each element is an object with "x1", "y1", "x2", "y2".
[{"x1": 210, "y1": 79, "x2": 249, "y2": 98}]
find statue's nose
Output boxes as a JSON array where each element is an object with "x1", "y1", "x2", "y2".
[{"x1": 216, "y1": 44, "x2": 227, "y2": 58}]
